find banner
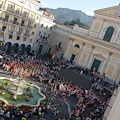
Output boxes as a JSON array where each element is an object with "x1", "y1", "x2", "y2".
[
  {"x1": 42, "y1": 39, "x2": 45, "y2": 45},
  {"x1": 93, "y1": 67, "x2": 96, "y2": 72},
  {"x1": 0, "y1": 42, "x2": 3, "y2": 46},
  {"x1": 55, "y1": 45, "x2": 59, "y2": 51},
  {"x1": 51, "y1": 54, "x2": 55, "y2": 59}
]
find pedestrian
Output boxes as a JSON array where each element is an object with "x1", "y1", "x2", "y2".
[{"x1": 38, "y1": 111, "x2": 42, "y2": 119}]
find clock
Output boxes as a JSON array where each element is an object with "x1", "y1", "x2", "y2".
[{"x1": 114, "y1": 9, "x2": 120, "y2": 15}]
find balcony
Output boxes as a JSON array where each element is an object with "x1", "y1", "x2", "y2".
[
  {"x1": 21, "y1": 24, "x2": 25, "y2": 27},
  {"x1": 9, "y1": 20, "x2": 12, "y2": 23},
  {"x1": 25, "y1": 33, "x2": 29, "y2": 36},
  {"x1": 2, "y1": 28, "x2": 6, "y2": 31},
  {"x1": 7, "y1": 8, "x2": 14, "y2": 13},
  {"x1": 9, "y1": 30, "x2": 14, "y2": 33},
  {"x1": 28, "y1": 17, "x2": 34, "y2": 21},
  {"x1": 27, "y1": 26, "x2": 33, "y2": 29},
  {"x1": 18, "y1": 32, "x2": 21, "y2": 35},
  {"x1": 15, "y1": 10, "x2": 20, "y2": 15},
  {"x1": 23, "y1": 14, "x2": 26, "y2": 17},
  {"x1": 5, "y1": 19, "x2": 9, "y2": 22},
  {"x1": 2, "y1": 18, "x2": 9, "y2": 22},
  {"x1": 23, "y1": 14, "x2": 28, "y2": 19},
  {"x1": 13, "y1": 21, "x2": 19, "y2": 25}
]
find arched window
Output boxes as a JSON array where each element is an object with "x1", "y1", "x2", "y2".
[
  {"x1": 103, "y1": 26, "x2": 114, "y2": 42},
  {"x1": 74, "y1": 44, "x2": 80, "y2": 48}
]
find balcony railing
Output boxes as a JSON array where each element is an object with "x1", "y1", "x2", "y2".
[
  {"x1": 9, "y1": 30, "x2": 14, "y2": 33},
  {"x1": 13, "y1": 21, "x2": 19, "y2": 25},
  {"x1": 21, "y1": 24, "x2": 25, "y2": 27},
  {"x1": 4, "y1": 19, "x2": 9, "y2": 22},
  {"x1": 18, "y1": 32, "x2": 21, "y2": 35},
  {"x1": 27, "y1": 26, "x2": 33, "y2": 29},
  {"x1": 15, "y1": 10, "x2": 20, "y2": 15},
  {"x1": 9, "y1": 20, "x2": 12, "y2": 23},
  {"x1": 25, "y1": 33, "x2": 29, "y2": 36},
  {"x1": 2, "y1": 18, "x2": 8, "y2": 22},
  {"x1": 7, "y1": 8, "x2": 14, "y2": 13},
  {"x1": 2, "y1": 28, "x2": 6, "y2": 31}
]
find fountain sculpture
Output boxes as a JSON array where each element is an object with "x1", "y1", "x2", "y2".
[{"x1": 9, "y1": 76, "x2": 26, "y2": 100}]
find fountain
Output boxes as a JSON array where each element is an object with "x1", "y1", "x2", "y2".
[
  {"x1": 8, "y1": 76, "x2": 26, "y2": 100},
  {"x1": 9, "y1": 76, "x2": 26, "y2": 96},
  {"x1": 0, "y1": 77, "x2": 46, "y2": 107}
]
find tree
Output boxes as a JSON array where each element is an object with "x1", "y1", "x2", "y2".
[{"x1": 63, "y1": 19, "x2": 87, "y2": 28}]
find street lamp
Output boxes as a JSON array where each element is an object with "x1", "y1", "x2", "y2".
[{"x1": 2, "y1": 35, "x2": 5, "y2": 52}]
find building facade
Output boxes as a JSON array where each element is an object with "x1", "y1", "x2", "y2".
[
  {"x1": 33, "y1": 23, "x2": 73, "y2": 57},
  {"x1": 0, "y1": 0, "x2": 44, "y2": 54},
  {"x1": 32, "y1": 8, "x2": 55, "y2": 55},
  {"x1": 64, "y1": 5, "x2": 120, "y2": 83},
  {"x1": 44, "y1": 24, "x2": 73, "y2": 57},
  {"x1": 103, "y1": 89, "x2": 120, "y2": 120}
]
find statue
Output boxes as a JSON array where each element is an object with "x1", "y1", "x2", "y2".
[
  {"x1": 1, "y1": 90, "x2": 5, "y2": 95},
  {"x1": 26, "y1": 96, "x2": 30, "y2": 101},
  {"x1": 6, "y1": 81, "x2": 10, "y2": 85},
  {"x1": 29, "y1": 90, "x2": 33, "y2": 97},
  {"x1": 12, "y1": 94, "x2": 17, "y2": 100},
  {"x1": 27, "y1": 87, "x2": 30, "y2": 91}
]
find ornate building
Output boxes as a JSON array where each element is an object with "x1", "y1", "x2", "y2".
[
  {"x1": 64, "y1": 5, "x2": 120, "y2": 84},
  {"x1": 0, "y1": 0, "x2": 55, "y2": 54}
]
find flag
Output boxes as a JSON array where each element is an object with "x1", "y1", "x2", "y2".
[
  {"x1": 51, "y1": 54, "x2": 55, "y2": 59},
  {"x1": 104, "y1": 75, "x2": 106, "y2": 80},
  {"x1": 93, "y1": 67, "x2": 96, "y2": 72},
  {"x1": 42, "y1": 39, "x2": 45, "y2": 45},
  {"x1": 55, "y1": 45, "x2": 59, "y2": 51},
  {"x1": 0, "y1": 42, "x2": 3, "y2": 46}
]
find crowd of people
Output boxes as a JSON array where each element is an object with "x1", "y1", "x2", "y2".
[{"x1": 0, "y1": 52, "x2": 113, "y2": 120}]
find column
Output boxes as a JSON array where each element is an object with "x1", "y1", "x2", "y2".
[
  {"x1": 4, "y1": 0, "x2": 8, "y2": 10},
  {"x1": 2, "y1": 11, "x2": 5, "y2": 18},
  {"x1": 0, "y1": 21, "x2": 2, "y2": 30},
  {"x1": 102, "y1": 52, "x2": 113, "y2": 73},
  {"x1": 111, "y1": 30, "x2": 119, "y2": 43},
  {"x1": 77, "y1": 42, "x2": 86, "y2": 63},
  {"x1": 27, "y1": 10, "x2": 31, "y2": 19},
  {"x1": 85, "y1": 46, "x2": 95, "y2": 67},
  {"x1": 8, "y1": 24, "x2": 11, "y2": 31},
  {"x1": 13, "y1": 4, "x2": 15, "y2": 12},
  {"x1": 25, "y1": 21, "x2": 28, "y2": 26},
  {"x1": 98, "y1": 19, "x2": 106, "y2": 39},
  {"x1": 64, "y1": 38, "x2": 74, "y2": 58},
  {"x1": 32, "y1": 13, "x2": 37, "y2": 27},
  {"x1": 113, "y1": 63, "x2": 120, "y2": 83},
  {"x1": 88, "y1": 17, "x2": 96, "y2": 35},
  {"x1": 11, "y1": 14, "x2": 14, "y2": 21},
  {"x1": 99, "y1": 22, "x2": 107, "y2": 40}
]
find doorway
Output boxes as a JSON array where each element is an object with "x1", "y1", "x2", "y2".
[
  {"x1": 70, "y1": 54, "x2": 76, "y2": 62},
  {"x1": 91, "y1": 59, "x2": 101, "y2": 72}
]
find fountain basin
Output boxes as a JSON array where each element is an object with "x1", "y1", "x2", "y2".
[{"x1": 0, "y1": 77, "x2": 46, "y2": 107}]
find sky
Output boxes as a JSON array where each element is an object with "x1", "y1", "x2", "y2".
[{"x1": 40, "y1": 0, "x2": 120, "y2": 16}]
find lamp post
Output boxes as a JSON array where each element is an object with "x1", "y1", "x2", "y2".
[{"x1": 2, "y1": 37, "x2": 5, "y2": 52}]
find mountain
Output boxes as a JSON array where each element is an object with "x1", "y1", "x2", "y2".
[{"x1": 49, "y1": 8, "x2": 93, "y2": 24}]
